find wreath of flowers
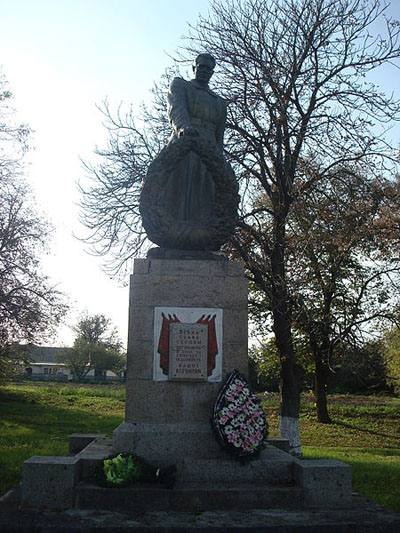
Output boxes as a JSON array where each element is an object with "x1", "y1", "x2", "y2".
[{"x1": 212, "y1": 370, "x2": 268, "y2": 459}]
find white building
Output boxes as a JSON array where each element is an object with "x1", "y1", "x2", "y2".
[{"x1": 23, "y1": 344, "x2": 122, "y2": 381}]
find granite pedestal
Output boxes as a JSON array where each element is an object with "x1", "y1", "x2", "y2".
[{"x1": 113, "y1": 257, "x2": 248, "y2": 465}]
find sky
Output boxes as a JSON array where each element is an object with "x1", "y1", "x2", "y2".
[
  {"x1": 0, "y1": 0, "x2": 399, "y2": 348},
  {"x1": 0, "y1": 0, "x2": 213, "y2": 347}
]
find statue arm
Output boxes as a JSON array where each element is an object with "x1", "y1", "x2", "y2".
[{"x1": 167, "y1": 78, "x2": 193, "y2": 137}]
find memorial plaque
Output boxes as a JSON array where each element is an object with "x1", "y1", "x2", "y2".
[
  {"x1": 153, "y1": 307, "x2": 223, "y2": 382},
  {"x1": 168, "y1": 323, "x2": 208, "y2": 381}
]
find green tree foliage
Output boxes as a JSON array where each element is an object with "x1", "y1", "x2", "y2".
[
  {"x1": 250, "y1": 335, "x2": 315, "y2": 392},
  {"x1": 59, "y1": 313, "x2": 126, "y2": 381},
  {"x1": 289, "y1": 170, "x2": 400, "y2": 420},
  {"x1": 381, "y1": 325, "x2": 400, "y2": 394},
  {"x1": 250, "y1": 169, "x2": 400, "y2": 420},
  {"x1": 0, "y1": 73, "x2": 67, "y2": 378},
  {"x1": 331, "y1": 341, "x2": 391, "y2": 393},
  {"x1": 79, "y1": 0, "x2": 400, "y2": 452}
]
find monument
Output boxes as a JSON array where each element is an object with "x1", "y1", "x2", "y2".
[
  {"x1": 113, "y1": 53, "x2": 247, "y2": 463},
  {"x1": 17, "y1": 54, "x2": 357, "y2": 521},
  {"x1": 111, "y1": 53, "x2": 352, "y2": 508}
]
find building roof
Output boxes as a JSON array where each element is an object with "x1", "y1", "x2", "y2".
[{"x1": 24, "y1": 344, "x2": 72, "y2": 364}]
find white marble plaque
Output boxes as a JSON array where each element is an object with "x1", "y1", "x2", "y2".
[
  {"x1": 153, "y1": 307, "x2": 223, "y2": 382},
  {"x1": 168, "y1": 323, "x2": 208, "y2": 381}
]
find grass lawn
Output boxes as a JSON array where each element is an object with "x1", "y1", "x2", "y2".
[
  {"x1": 0, "y1": 383, "x2": 399, "y2": 513},
  {"x1": 0, "y1": 382, "x2": 125, "y2": 496},
  {"x1": 262, "y1": 393, "x2": 400, "y2": 513}
]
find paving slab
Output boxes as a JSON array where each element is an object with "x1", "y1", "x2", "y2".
[{"x1": 0, "y1": 491, "x2": 399, "y2": 532}]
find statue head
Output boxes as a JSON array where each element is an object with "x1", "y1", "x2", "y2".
[{"x1": 193, "y1": 53, "x2": 216, "y2": 86}]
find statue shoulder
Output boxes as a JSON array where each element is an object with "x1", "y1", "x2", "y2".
[
  {"x1": 169, "y1": 77, "x2": 190, "y2": 92},
  {"x1": 208, "y1": 87, "x2": 222, "y2": 99}
]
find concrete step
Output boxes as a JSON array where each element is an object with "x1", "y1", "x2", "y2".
[
  {"x1": 75, "y1": 436, "x2": 113, "y2": 481},
  {"x1": 75, "y1": 438, "x2": 295, "y2": 485},
  {"x1": 75, "y1": 481, "x2": 307, "y2": 513},
  {"x1": 3, "y1": 489, "x2": 400, "y2": 532},
  {"x1": 181, "y1": 445, "x2": 294, "y2": 484}
]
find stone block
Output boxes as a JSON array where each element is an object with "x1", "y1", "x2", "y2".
[
  {"x1": 131, "y1": 275, "x2": 248, "y2": 309},
  {"x1": 121, "y1": 257, "x2": 249, "y2": 464},
  {"x1": 136, "y1": 258, "x2": 244, "y2": 278},
  {"x1": 125, "y1": 379, "x2": 221, "y2": 423},
  {"x1": 75, "y1": 483, "x2": 308, "y2": 513},
  {"x1": 182, "y1": 445, "x2": 294, "y2": 484},
  {"x1": 222, "y1": 343, "x2": 248, "y2": 375},
  {"x1": 133, "y1": 259, "x2": 150, "y2": 275},
  {"x1": 266, "y1": 437, "x2": 291, "y2": 454},
  {"x1": 293, "y1": 459, "x2": 352, "y2": 507},
  {"x1": 22, "y1": 456, "x2": 79, "y2": 510},
  {"x1": 68, "y1": 433, "x2": 105, "y2": 454},
  {"x1": 113, "y1": 421, "x2": 225, "y2": 462},
  {"x1": 127, "y1": 306, "x2": 154, "y2": 342},
  {"x1": 75, "y1": 436, "x2": 113, "y2": 481},
  {"x1": 126, "y1": 339, "x2": 153, "y2": 380}
]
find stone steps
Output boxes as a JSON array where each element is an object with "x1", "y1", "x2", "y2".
[
  {"x1": 181, "y1": 449, "x2": 294, "y2": 484},
  {"x1": 74, "y1": 436, "x2": 296, "y2": 486},
  {"x1": 75, "y1": 481, "x2": 308, "y2": 513},
  {"x1": 21, "y1": 435, "x2": 353, "y2": 511}
]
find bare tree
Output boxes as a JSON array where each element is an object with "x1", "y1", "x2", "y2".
[
  {"x1": 79, "y1": 0, "x2": 400, "y2": 454},
  {"x1": 78, "y1": 70, "x2": 176, "y2": 279}
]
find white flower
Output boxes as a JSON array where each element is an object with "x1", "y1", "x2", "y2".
[{"x1": 224, "y1": 424, "x2": 234, "y2": 435}]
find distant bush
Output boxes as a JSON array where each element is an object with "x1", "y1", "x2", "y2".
[
  {"x1": 327, "y1": 341, "x2": 393, "y2": 395},
  {"x1": 381, "y1": 326, "x2": 400, "y2": 395},
  {"x1": 249, "y1": 338, "x2": 395, "y2": 395}
]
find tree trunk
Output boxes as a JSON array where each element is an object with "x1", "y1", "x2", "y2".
[
  {"x1": 271, "y1": 208, "x2": 302, "y2": 456},
  {"x1": 279, "y1": 349, "x2": 302, "y2": 456},
  {"x1": 314, "y1": 354, "x2": 332, "y2": 424}
]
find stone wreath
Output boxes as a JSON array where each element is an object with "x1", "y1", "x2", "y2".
[{"x1": 139, "y1": 135, "x2": 239, "y2": 251}]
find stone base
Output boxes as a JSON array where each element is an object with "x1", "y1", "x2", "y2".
[
  {"x1": 75, "y1": 482, "x2": 308, "y2": 514},
  {"x1": 19, "y1": 435, "x2": 354, "y2": 513},
  {"x1": 124, "y1": 258, "x2": 249, "y2": 462},
  {"x1": 293, "y1": 459, "x2": 352, "y2": 507},
  {"x1": 113, "y1": 421, "x2": 224, "y2": 462},
  {"x1": 16, "y1": 255, "x2": 355, "y2": 515},
  {"x1": 114, "y1": 423, "x2": 294, "y2": 481},
  {"x1": 22, "y1": 456, "x2": 79, "y2": 510}
]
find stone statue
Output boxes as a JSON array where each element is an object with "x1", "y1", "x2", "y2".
[
  {"x1": 140, "y1": 54, "x2": 238, "y2": 252},
  {"x1": 164, "y1": 54, "x2": 226, "y2": 224}
]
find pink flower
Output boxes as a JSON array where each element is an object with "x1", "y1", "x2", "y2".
[{"x1": 227, "y1": 430, "x2": 240, "y2": 443}]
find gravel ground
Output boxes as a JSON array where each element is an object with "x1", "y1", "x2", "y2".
[{"x1": 1, "y1": 487, "x2": 399, "y2": 532}]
